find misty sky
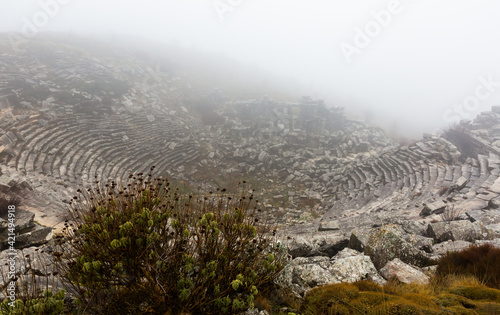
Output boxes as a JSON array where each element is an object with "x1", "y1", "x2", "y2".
[{"x1": 1, "y1": 0, "x2": 500, "y2": 138}]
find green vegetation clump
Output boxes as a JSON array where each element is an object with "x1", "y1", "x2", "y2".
[
  {"x1": 55, "y1": 169, "x2": 288, "y2": 314},
  {"x1": 0, "y1": 290, "x2": 65, "y2": 315},
  {"x1": 436, "y1": 243, "x2": 500, "y2": 289}
]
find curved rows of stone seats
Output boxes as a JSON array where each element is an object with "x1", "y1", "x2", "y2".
[
  {"x1": 318, "y1": 113, "x2": 500, "y2": 231},
  {"x1": 1, "y1": 109, "x2": 204, "y2": 188},
  {"x1": 326, "y1": 139, "x2": 468, "y2": 216},
  {"x1": 13, "y1": 119, "x2": 76, "y2": 172}
]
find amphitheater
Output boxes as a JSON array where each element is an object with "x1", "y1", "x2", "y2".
[{"x1": 1, "y1": 35, "x2": 500, "y2": 303}]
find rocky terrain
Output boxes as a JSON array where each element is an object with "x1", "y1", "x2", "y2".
[{"x1": 0, "y1": 34, "x2": 500, "y2": 305}]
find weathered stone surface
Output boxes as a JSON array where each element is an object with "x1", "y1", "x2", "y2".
[
  {"x1": 309, "y1": 235, "x2": 349, "y2": 258},
  {"x1": 466, "y1": 209, "x2": 500, "y2": 225},
  {"x1": 380, "y1": 258, "x2": 429, "y2": 284},
  {"x1": 288, "y1": 236, "x2": 314, "y2": 258},
  {"x1": 364, "y1": 224, "x2": 430, "y2": 269},
  {"x1": 258, "y1": 151, "x2": 268, "y2": 161},
  {"x1": 0, "y1": 217, "x2": 6, "y2": 232},
  {"x1": 291, "y1": 257, "x2": 336, "y2": 295},
  {"x1": 460, "y1": 199, "x2": 489, "y2": 211},
  {"x1": 390, "y1": 219, "x2": 427, "y2": 236},
  {"x1": 421, "y1": 265, "x2": 438, "y2": 278},
  {"x1": 431, "y1": 240, "x2": 472, "y2": 258},
  {"x1": 328, "y1": 248, "x2": 386, "y2": 285},
  {"x1": 0, "y1": 208, "x2": 34, "y2": 233},
  {"x1": 475, "y1": 238, "x2": 500, "y2": 248},
  {"x1": 305, "y1": 190, "x2": 321, "y2": 200},
  {"x1": 5, "y1": 225, "x2": 53, "y2": 248},
  {"x1": 489, "y1": 177, "x2": 500, "y2": 194},
  {"x1": 18, "y1": 180, "x2": 33, "y2": 191},
  {"x1": 402, "y1": 234, "x2": 434, "y2": 253},
  {"x1": 334, "y1": 247, "x2": 362, "y2": 259},
  {"x1": 0, "y1": 245, "x2": 55, "y2": 277},
  {"x1": 0, "y1": 175, "x2": 13, "y2": 192},
  {"x1": 485, "y1": 224, "x2": 500, "y2": 238},
  {"x1": 287, "y1": 249, "x2": 386, "y2": 295},
  {"x1": 349, "y1": 227, "x2": 372, "y2": 252},
  {"x1": 449, "y1": 176, "x2": 468, "y2": 192},
  {"x1": 318, "y1": 220, "x2": 340, "y2": 232},
  {"x1": 489, "y1": 198, "x2": 500, "y2": 209},
  {"x1": 289, "y1": 233, "x2": 349, "y2": 258},
  {"x1": 426, "y1": 220, "x2": 485, "y2": 243},
  {"x1": 420, "y1": 200, "x2": 446, "y2": 216}
]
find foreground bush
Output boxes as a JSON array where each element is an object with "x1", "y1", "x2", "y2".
[
  {"x1": 436, "y1": 243, "x2": 500, "y2": 289},
  {"x1": 56, "y1": 170, "x2": 288, "y2": 314}
]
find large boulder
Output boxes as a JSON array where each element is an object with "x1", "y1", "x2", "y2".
[
  {"x1": 290, "y1": 257, "x2": 337, "y2": 295},
  {"x1": 475, "y1": 238, "x2": 500, "y2": 248},
  {"x1": 309, "y1": 235, "x2": 349, "y2": 257},
  {"x1": 0, "y1": 208, "x2": 35, "y2": 232},
  {"x1": 363, "y1": 224, "x2": 431, "y2": 269},
  {"x1": 349, "y1": 227, "x2": 372, "y2": 252},
  {"x1": 12, "y1": 225, "x2": 53, "y2": 248},
  {"x1": 420, "y1": 200, "x2": 447, "y2": 217},
  {"x1": 403, "y1": 234, "x2": 434, "y2": 253},
  {"x1": 379, "y1": 258, "x2": 430, "y2": 284},
  {"x1": 351, "y1": 223, "x2": 431, "y2": 253},
  {"x1": 288, "y1": 236, "x2": 314, "y2": 258},
  {"x1": 430, "y1": 240, "x2": 472, "y2": 260},
  {"x1": 288, "y1": 233, "x2": 349, "y2": 258},
  {"x1": 328, "y1": 248, "x2": 386, "y2": 285},
  {"x1": 287, "y1": 248, "x2": 386, "y2": 296},
  {"x1": 388, "y1": 219, "x2": 427, "y2": 236},
  {"x1": 0, "y1": 208, "x2": 50, "y2": 249},
  {"x1": 466, "y1": 209, "x2": 500, "y2": 224},
  {"x1": 426, "y1": 220, "x2": 486, "y2": 242},
  {"x1": 484, "y1": 224, "x2": 500, "y2": 238}
]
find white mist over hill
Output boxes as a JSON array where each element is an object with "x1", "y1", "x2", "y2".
[{"x1": 1, "y1": 0, "x2": 499, "y2": 138}]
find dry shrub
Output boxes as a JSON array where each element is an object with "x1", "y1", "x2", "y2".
[
  {"x1": 55, "y1": 169, "x2": 288, "y2": 314},
  {"x1": 383, "y1": 279, "x2": 435, "y2": 297},
  {"x1": 300, "y1": 283, "x2": 362, "y2": 314},
  {"x1": 254, "y1": 293, "x2": 272, "y2": 312},
  {"x1": 440, "y1": 204, "x2": 463, "y2": 222},
  {"x1": 436, "y1": 243, "x2": 500, "y2": 289},
  {"x1": 300, "y1": 282, "x2": 443, "y2": 315},
  {"x1": 439, "y1": 274, "x2": 486, "y2": 288},
  {"x1": 352, "y1": 280, "x2": 383, "y2": 293},
  {"x1": 449, "y1": 285, "x2": 500, "y2": 302}
]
